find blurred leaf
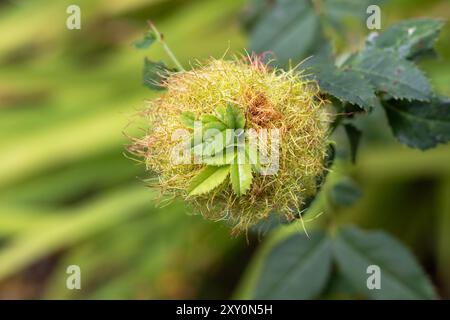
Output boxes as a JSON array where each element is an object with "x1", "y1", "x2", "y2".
[
  {"x1": 346, "y1": 48, "x2": 432, "y2": 101},
  {"x1": 188, "y1": 165, "x2": 229, "y2": 196},
  {"x1": 253, "y1": 231, "x2": 332, "y2": 299},
  {"x1": 333, "y1": 225, "x2": 437, "y2": 299},
  {"x1": 133, "y1": 30, "x2": 157, "y2": 49},
  {"x1": 344, "y1": 123, "x2": 362, "y2": 163},
  {"x1": 0, "y1": 186, "x2": 152, "y2": 280},
  {"x1": 249, "y1": 0, "x2": 320, "y2": 66},
  {"x1": 320, "y1": 269, "x2": 361, "y2": 299},
  {"x1": 383, "y1": 96, "x2": 450, "y2": 150},
  {"x1": 143, "y1": 58, "x2": 175, "y2": 91},
  {"x1": 330, "y1": 177, "x2": 362, "y2": 206},
  {"x1": 323, "y1": 0, "x2": 383, "y2": 22},
  {"x1": 369, "y1": 18, "x2": 445, "y2": 60}
]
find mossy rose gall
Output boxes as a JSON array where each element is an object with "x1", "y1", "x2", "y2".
[{"x1": 131, "y1": 56, "x2": 332, "y2": 233}]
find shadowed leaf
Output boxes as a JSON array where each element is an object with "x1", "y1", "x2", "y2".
[
  {"x1": 333, "y1": 226, "x2": 437, "y2": 299},
  {"x1": 383, "y1": 96, "x2": 450, "y2": 150}
]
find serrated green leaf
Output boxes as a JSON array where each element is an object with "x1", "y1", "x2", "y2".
[
  {"x1": 249, "y1": 0, "x2": 320, "y2": 66},
  {"x1": 383, "y1": 96, "x2": 450, "y2": 150},
  {"x1": 333, "y1": 225, "x2": 437, "y2": 299},
  {"x1": 370, "y1": 18, "x2": 445, "y2": 60},
  {"x1": 197, "y1": 130, "x2": 234, "y2": 157},
  {"x1": 312, "y1": 63, "x2": 379, "y2": 110},
  {"x1": 187, "y1": 106, "x2": 246, "y2": 161},
  {"x1": 142, "y1": 58, "x2": 175, "y2": 91},
  {"x1": 225, "y1": 104, "x2": 245, "y2": 129},
  {"x1": 347, "y1": 48, "x2": 432, "y2": 101},
  {"x1": 180, "y1": 111, "x2": 196, "y2": 129},
  {"x1": 215, "y1": 106, "x2": 227, "y2": 122},
  {"x1": 133, "y1": 31, "x2": 157, "y2": 49},
  {"x1": 253, "y1": 231, "x2": 332, "y2": 299},
  {"x1": 188, "y1": 166, "x2": 230, "y2": 196},
  {"x1": 245, "y1": 143, "x2": 261, "y2": 173},
  {"x1": 202, "y1": 121, "x2": 228, "y2": 136},
  {"x1": 230, "y1": 156, "x2": 252, "y2": 196}
]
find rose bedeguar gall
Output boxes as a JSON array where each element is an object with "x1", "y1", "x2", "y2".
[{"x1": 132, "y1": 57, "x2": 332, "y2": 233}]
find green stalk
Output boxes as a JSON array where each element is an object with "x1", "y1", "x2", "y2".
[{"x1": 148, "y1": 21, "x2": 185, "y2": 71}]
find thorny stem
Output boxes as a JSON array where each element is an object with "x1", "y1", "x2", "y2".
[{"x1": 147, "y1": 20, "x2": 185, "y2": 71}]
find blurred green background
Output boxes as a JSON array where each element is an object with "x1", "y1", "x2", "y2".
[{"x1": 0, "y1": 0, "x2": 449, "y2": 299}]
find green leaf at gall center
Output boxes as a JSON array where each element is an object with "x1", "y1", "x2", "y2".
[
  {"x1": 383, "y1": 97, "x2": 450, "y2": 150},
  {"x1": 225, "y1": 104, "x2": 245, "y2": 129},
  {"x1": 180, "y1": 111, "x2": 196, "y2": 129},
  {"x1": 187, "y1": 166, "x2": 229, "y2": 196},
  {"x1": 230, "y1": 162, "x2": 252, "y2": 196},
  {"x1": 333, "y1": 225, "x2": 437, "y2": 299}
]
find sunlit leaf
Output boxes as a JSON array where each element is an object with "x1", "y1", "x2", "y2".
[
  {"x1": 180, "y1": 111, "x2": 196, "y2": 129},
  {"x1": 188, "y1": 166, "x2": 230, "y2": 196},
  {"x1": 230, "y1": 149, "x2": 252, "y2": 196},
  {"x1": 225, "y1": 104, "x2": 245, "y2": 129}
]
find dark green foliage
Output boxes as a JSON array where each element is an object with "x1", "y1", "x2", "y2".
[
  {"x1": 142, "y1": 58, "x2": 175, "y2": 91},
  {"x1": 368, "y1": 18, "x2": 445, "y2": 60},
  {"x1": 345, "y1": 48, "x2": 432, "y2": 101},
  {"x1": 333, "y1": 226, "x2": 437, "y2": 299},
  {"x1": 344, "y1": 123, "x2": 362, "y2": 163},
  {"x1": 253, "y1": 231, "x2": 332, "y2": 299},
  {"x1": 330, "y1": 177, "x2": 362, "y2": 207},
  {"x1": 383, "y1": 96, "x2": 450, "y2": 150},
  {"x1": 249, "y1": 226, "x2": 437, "y2": 299}
]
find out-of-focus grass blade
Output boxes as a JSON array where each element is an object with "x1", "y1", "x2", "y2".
[{"x1": 0, "y1": 185, "x2": 153, "y2": 280}]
